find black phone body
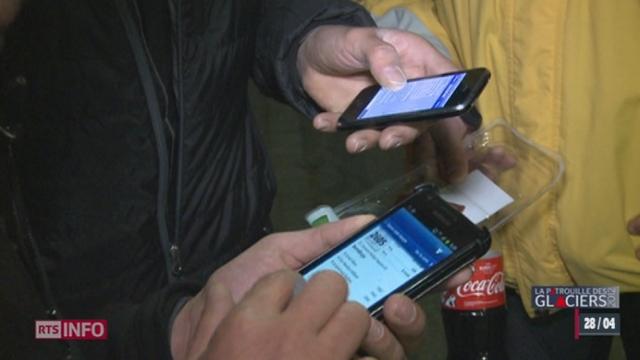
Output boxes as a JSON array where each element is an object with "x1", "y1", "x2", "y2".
[
  {"x1": 337, "y1": 68, "x2": 491, "y2": 130},
  {"x1": 299, "y1": 185, "x2": 491, "y2": 317}
]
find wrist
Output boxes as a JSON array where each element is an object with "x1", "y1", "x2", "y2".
[{"x1": 169, "y1": 297, "x2": 192, "y2": 360}]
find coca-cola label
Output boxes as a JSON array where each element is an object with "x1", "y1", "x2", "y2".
[{"x1": 442, "y1": 254, "x2": 505, "y2": 310}]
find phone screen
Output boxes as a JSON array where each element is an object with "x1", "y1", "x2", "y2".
[
  {"x1": 301, "y1": 205, "x2": 459, "y2": 309},
  {"x1": 357, "y1": 73, "x2": 466, "y2": 120}
]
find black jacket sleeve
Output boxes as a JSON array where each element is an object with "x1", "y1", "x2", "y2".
[{"x1": 252, "y1": 0, "x2": 375, "y2": 119}]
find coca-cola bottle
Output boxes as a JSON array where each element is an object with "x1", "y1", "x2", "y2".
[{"x1": 441, "y1": 250, "x2": 507, "y2": 360}]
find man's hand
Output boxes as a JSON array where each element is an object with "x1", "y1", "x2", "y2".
[
  {"x1": 170, "y1": 215, "x2": 374, "y2": 360},
  {"x1": 209, "y1": 215, "x2": 376, "y2": 301},
  {"x1": 171, "y1": 215, "x2": 472, "y2": 359},
  {"x1": 201, "y1": 270, "x2": 370, "y2": 360},
  {"x1": 297, "y1": 26, "x2": 471, "y2": 182}
]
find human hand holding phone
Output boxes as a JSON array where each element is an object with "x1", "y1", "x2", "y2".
[
  {"x1": 297, "y1": 26, "x2": 476, "y2": 182},
  {"x1": 170, "y1": 216, "x2": 374, "y2": 360},
  {"x1": 205, "y1": 214, "x2": 442, "y2": 359},
  {"x1": 171, "y1": 214, "x2": 472, "y2": 360}
]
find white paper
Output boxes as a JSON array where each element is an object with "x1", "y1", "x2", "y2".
[{"x1": 439, "y1": 170, "x2": 514, "y2": 224}]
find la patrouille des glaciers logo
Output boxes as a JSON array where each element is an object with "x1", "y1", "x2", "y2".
[
  {"x1": 531, "y1": 286, "x2": 619, "y2": 309},
  {"x1": 531, "y1": 286, "x2": 620, "y2": 338}
]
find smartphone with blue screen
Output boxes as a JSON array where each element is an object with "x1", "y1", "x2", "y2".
[
  {"x1": 337, "y1": 68, "x2": 490, "y2": 131},
  {"x1": 299, "y1": 185, "x2": 491, "y2": 317}
]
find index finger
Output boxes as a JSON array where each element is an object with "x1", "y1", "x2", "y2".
[{"x1": 286, "y1": 215, "x2": 375, "y2": 267}]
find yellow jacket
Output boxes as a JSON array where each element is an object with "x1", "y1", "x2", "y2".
[{"x1": 358, "y1": 0, "x2": 640, "y2": 316}]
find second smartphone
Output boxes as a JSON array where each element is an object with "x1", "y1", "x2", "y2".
[
  {"x1": 337, "y1": 68, "x2": 490, "y2": 130},
  {"x1": 299, "y1": 185, "x2": 491, "y2": 317}
]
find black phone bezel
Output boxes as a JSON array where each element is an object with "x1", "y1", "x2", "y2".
[
  {"x1": 337, "y1": 68, "x2": 491, "y2": 131},
  {"x1": 298, "y1": 185, "x2": 491, "y2": 317}
]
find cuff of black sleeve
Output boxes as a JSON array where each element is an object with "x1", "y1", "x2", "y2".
[
  {"x1": 141, "y1": 281, "x2": 200, "y2": 360},
  {"x1": 106, "y1": 280, "x2": 201, "y2": 360}
]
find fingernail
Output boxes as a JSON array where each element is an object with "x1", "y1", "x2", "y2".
[
  {"x1": 383, "y1": 136, "x2": 402, "y2": 150},
  {"x1": 394, "y1": 302, "x2": 416, "y2": 323},
  {"x1": 354, "y1": 141, "x2": 367, "y2": 153},
  {"x1": 382, "y1": 66, "x2": 406, "y2": 90},
  {"x1": 367, "y1": 320, "x2": 385, "y2": 342},
  {"x1": 315, "y1": 116, "x2": 330, "y2": 131}
]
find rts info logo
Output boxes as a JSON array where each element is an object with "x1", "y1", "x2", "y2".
[{"x1": 35, "y1": 320, "x2": 108, "y2": 340}]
